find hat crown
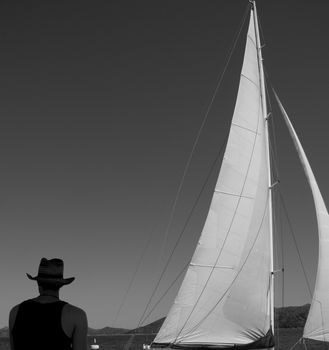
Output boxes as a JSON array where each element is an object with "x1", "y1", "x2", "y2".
[{"x1": 38, "y1": 258, "x2": 64, "y2": 278}]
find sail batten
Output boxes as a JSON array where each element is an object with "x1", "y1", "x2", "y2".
[
  {"x1": 275, "y1": 93, "x2": 329, "y2": 342},
  {"x1": 153, "y1": 7, "x2": 273, "y2": 349}
]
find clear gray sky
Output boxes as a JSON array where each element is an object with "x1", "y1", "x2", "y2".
[{"x1": 0, "y1": 0, "x2": 329, "y2": 329}]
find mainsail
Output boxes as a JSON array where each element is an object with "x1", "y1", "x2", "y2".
[
  {"x1": 275, "y1": 94, "x2": 329, "y2": 343},
  {"x1": 153, "y1": 5, "x2": 274, "y2": 349}
]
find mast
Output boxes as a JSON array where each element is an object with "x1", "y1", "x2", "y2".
[{"x1": 252, "y1": 1, "x2": 275, "y2": 332}]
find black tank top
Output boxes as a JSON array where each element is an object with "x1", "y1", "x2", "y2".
[{"x1": 12, "y1": 299, "x2": 72, "y2": 350}]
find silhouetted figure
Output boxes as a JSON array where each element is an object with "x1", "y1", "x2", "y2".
[{"x1": 9, "y1": 258, "x2": 88, "y2": 350}]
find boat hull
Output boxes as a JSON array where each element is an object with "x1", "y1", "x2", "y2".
[{"x1": 151, "y1": 329, "x2": 274, "y2": 350}]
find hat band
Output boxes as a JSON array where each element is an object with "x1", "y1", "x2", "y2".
[{"x1": 38, "y1": 273, "x2": 64, "y2": 279}]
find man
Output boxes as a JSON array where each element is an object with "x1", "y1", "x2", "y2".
[{"x1": 9, "y1": 258, "x2": 88, "y2": 350}]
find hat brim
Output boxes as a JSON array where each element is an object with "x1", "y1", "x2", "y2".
[{"x1": 26, "y1": 273, "x2": 75, "y2": 286}]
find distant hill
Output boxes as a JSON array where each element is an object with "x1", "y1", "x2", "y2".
[
  {"x1": 0, "y1": 327, "x2": 8, "y2": 338},
  {"x1": 0, "y1": 304, "x2": 311, "y2": 338},
  {"x1": 128, "y1": 318, "x2": 165, "y2": 334},
  {"x1": 88, "y1": 326, "x2": 129, "y2": 336}
]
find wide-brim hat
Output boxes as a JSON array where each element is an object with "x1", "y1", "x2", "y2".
[{"x1": 27, "y1": 258, "x2": 75, "y2": 286}]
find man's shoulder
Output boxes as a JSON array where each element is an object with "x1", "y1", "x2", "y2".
[
  {"x1": 63, "y1": 303, "x2": 87, "y2": 322},
  {"x1": 10, "y1": 299, "x2": 29, "y2": 311},
  {"x1": 9, "y1": 300, "x2": 29, "y2": 329},
  {"x1": 9, "y1": 304, "x2": 19, "y2": 323},
  {"x1": 63, "y1": 303, "x2": 86, "y2": 314},
  {"x1": 10, "y1": 304, "x2": 20, "y2": 314},
  {"x1": 9, "y1": 300, "x2": 30, "y2": 317}
]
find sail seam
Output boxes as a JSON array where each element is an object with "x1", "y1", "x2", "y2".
[
  {"x1": 190, "y1": 263, "x2": 234, "y2": 269},
  {"x1": 214, "y1": 189, "x2": 254, "y2": 200},
  {"x1": 231, "y1": 122, "x2": 261, "y2": 135},
  {"x1": 240, "y1": 74, "x2": 259, "y2": 89},
  {"x1": 247, "y1": 34, "x2": 257, "y2": 48}
]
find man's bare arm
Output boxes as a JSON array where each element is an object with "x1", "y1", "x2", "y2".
[
  {"x1": 9, "y1": 305, "x2": 19, "y2": 350},
  {"x1": 72, "y1": 308, "x2": 88, "y2": 350}
]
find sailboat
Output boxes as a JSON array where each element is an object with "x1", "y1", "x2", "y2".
[{"x1": 144, "y1": 1, "x2": 329, "y2": 349}]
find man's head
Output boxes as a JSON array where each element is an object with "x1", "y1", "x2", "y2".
[
  {"x1": 27, "y1": 258, "x2": 75, "y2": 289},
  {"x1": 37, "y1": 280, "x2": 61, "y2": 293}
]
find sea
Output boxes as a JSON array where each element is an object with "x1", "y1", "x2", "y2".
[
  {"x1": 0, "y1": 334, "x2": 155, "y2": 350},
  {"x1": 0, "y1": 330, "x2": 325, "y2": 349}
]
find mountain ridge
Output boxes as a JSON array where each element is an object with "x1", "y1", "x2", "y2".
[{"x1": 0, "y1": 304, "x2": 311, "y2": 338}]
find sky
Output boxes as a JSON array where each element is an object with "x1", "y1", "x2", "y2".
[{"x1": 0, "y1": 0, "x2": 329, "y2": 329}]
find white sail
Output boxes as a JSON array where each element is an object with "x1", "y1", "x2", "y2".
[
  {"x1": 153, "y1": 8, "x2": 273, "y2": 348},
  {"x1": 275, "y1": 94, "x2": 329, "y2": 342}
]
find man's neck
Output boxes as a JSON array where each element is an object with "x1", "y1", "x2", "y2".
[{"x1": 39, "y1": 290, "x2": 60, "y2": 299}]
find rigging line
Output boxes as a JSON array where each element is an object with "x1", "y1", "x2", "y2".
[
  {"x1": 137, "y1": 0, "x2": 249, "y2": 331},
  {"x1": 255, "y1": 3, "x2": 266, "y2": 50},
  {"x1": 278, "y1": 194, "x2": 285, "y2": 308},
  {"x1": 268, "y1": 120, "x2": 280, "y2": 181},
  {"x1": 270, "y1": 135, "x2": 279, "y2": 271},
  {"x1": 263, "y1": 70, "x2": 286, "y2": 315},
  {"x1": 273, "y1": 194, "x2": 280, "y2": 278},
  {"x1": 273, "y1": 196, "x2": 283, "y2": 344},
  {"x1": 174, "y1": 93, "x2": 263, "y2": 343},
  {"x1": 123, "y1": 334, "x2": 135, "y2": 350},
  {"x1": 319, "y1": 300, "x2": 326, "y2": 345},
  {"x1": 278, "y1": 189, "x2": 313, "y2": 297},
  {"x1": 266, "y1": 273, "x2": 272, "y2": 331},
  {"x1": 303, "y1": 339, "x2": 309, "y2": 350},
  {"x1": 136, "y1": 131, "x2": 229, "y2": 329},
  {"x1": 268, "y1": 114, "x2": 286, "y2": 309},
  {"x1": 264, "y1": 67, "x2": 280, "y2": 180},
  {"x1": 263, "y1": 69, "x2": 280, "y2": 183},
  {"x1": 142, "y1": 262, "x2": 189, "y2": 326},
  {"x1": 264, "y1": 71, "x2": 285, "y2": 319},
  {"x1": 157, "y1": 0, "x2": 250, "y2": 262},
  {"x1": 178, "y1": 193, "x2": 270, "y2": 341},
  {"x1": 288, "y1": 337, "x2": 303, "y2": 350},
  {"x1": 265, "y1": 84, "x2": 283, "y2": 294},
  {"x1": 112, "y1": 220, "x2": 160, "y2": 327},
  {"x1": 265, "y1": 83, "x2": 286, "y2": 308}
]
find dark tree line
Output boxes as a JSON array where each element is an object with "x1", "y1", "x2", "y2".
[{"x1": 275, "y1": 304, "x2": 310, "y2": 328}]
